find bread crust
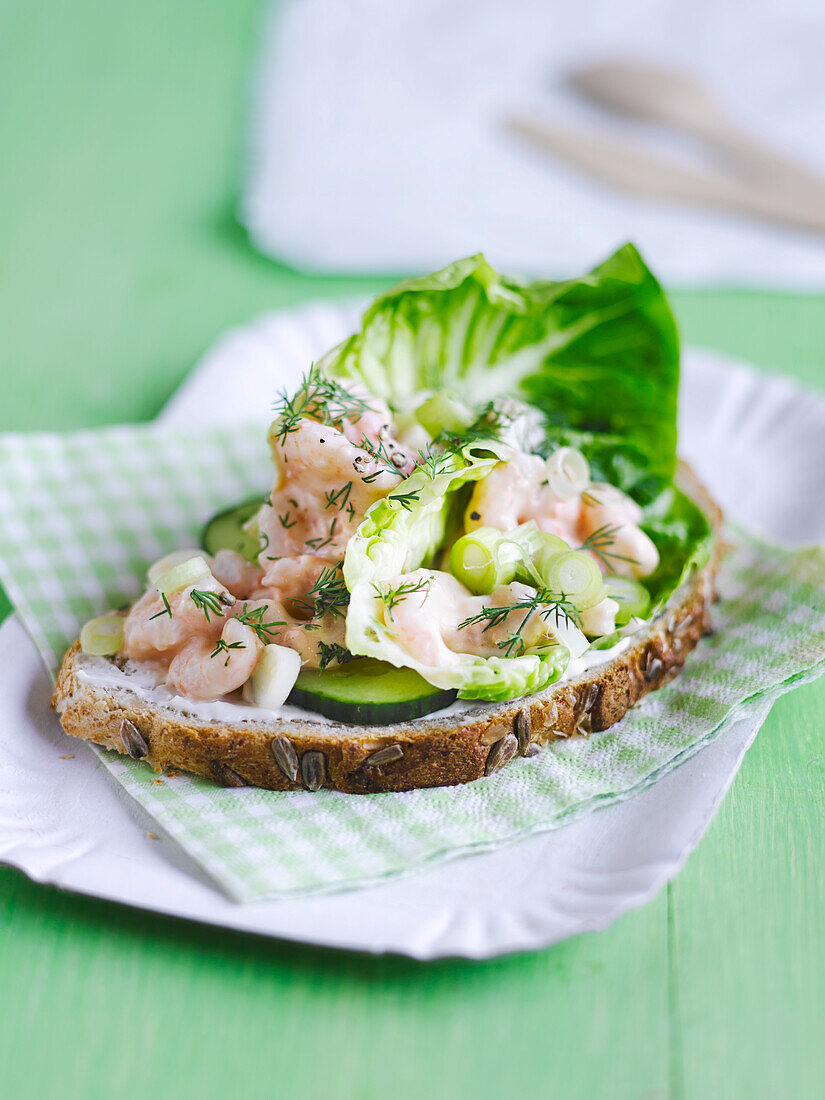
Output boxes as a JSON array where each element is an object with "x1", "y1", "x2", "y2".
[{"x1": 51, "y1": 464, "x2": 722, "y2": 794}]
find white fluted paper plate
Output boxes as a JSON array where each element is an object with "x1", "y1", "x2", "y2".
[{"x1": 1, "y1": 301, "x2": 823, "y2": 959}]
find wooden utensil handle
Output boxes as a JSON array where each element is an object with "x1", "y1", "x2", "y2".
[{"x1": 505, "y1": 115, "x2": 825, "y2": 236}]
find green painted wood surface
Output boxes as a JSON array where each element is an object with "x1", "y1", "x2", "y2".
[{"x1": 0, "y1": 2, "x2": 823, "y2": 1096}]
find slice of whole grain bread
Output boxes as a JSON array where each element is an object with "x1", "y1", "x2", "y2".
[{"x1": 52, "y1": 464, "x2": 722, "y2": 794}]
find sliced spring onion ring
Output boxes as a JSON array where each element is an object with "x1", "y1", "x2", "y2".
[
  {"x1": 526, "y1": 533, "x2": 571, "y2": 586},
  {"x1": 450, "y1": 530, "x2": 520, "y2": 594},
  {"x1": 545, "y1": 446, "x2": 589, "y2": 501},
  {"x1": 153, "y1": 555, "x2": 211, "y2": 597},
  {"x1": 538, "y1": 550, "x2": 604, "y2": 610},
  {"x1": 449, "y1": 523, "x2": 547, "y2": 595},
  {"x1": 243, "y1": 644, "x2": 301, "y2": 710},
  {"x1": 80, "y1": 615, "x2": 124, "y2": 656},
  {"x1": 603, "y1": 576, "x2": 651, "y2": 625}
]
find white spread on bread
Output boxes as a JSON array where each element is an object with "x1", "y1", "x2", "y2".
[{"x1": 75, "y1": 630, "x2": 635, "y2": 726}]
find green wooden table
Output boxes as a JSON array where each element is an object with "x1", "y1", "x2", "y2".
[{"x1": 1, "y1": 3, "x2": 824, "y2": 1096}]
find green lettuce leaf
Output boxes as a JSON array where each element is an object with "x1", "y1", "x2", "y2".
[
  {"x1": 640, "y1": 483, "x2": 714, "y2": 612},
  {"x1": 540, "y1": 427, "x2": 664, "y2": 504},
  {"x1": 321, "y1": 244, "x2": 680, "y2": 481},
  {"x1": 343, "y1": 442, "x2": 575, "y2": 701}
]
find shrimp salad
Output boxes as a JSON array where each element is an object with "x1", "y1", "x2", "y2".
[{"x1": 79, "y1": 247, "x2": 714, "y2": 717}]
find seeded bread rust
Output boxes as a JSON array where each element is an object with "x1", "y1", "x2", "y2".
[{"x1": 51, "y1": 463, "x2": 722, "y2": 795}]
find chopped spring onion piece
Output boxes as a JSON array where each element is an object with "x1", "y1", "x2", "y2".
[
  {"x1": 538, "y1": 550, "x2": 604, "y2": 610},
  {"x1": 450, "y1": 531, "x2": 518, "y2": 594},
  {"x1": 147, "y1": 548, "x2": 211, "y2": 588},
  {"x1": 153, "y1": 555, "x2": 212, "y2": 597},
  {"x1": 416, "y1": 392, "x2": 474, "y2": 437},
  {"x1": 449, "y1": 523, "x2": 547, "y2": 595},
  {"x1": 545, "y1": 447, "x2": 590, "y2": 501},
  {"x1": 579, "y1": 597, "x2": 620, "y2": 638},
  {"x1": 242, "y1": 644, "x2": 301, "y2": 710},
  {"x1": 603, "y1": 576, "x2": 651, "y2": 625},
  {"x1": 522, "y1": 532, "x2": 575, "y2": 588},
  {"x1": 80, "y1": 615, "x2": 124, "y2": 656}
]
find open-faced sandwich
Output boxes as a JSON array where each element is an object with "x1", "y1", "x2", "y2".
[{"x1": 53, "y1": 246, "x2": 721, "y2": 793}]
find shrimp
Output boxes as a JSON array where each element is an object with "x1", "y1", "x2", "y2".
[
  {"x1": 464, "y1": 452, "x2": 581, "y2": 544},
  {"x1": 383, "y1": 570, "x2": 573, "y2": 667},
  {"x1": 279, "y1": 616, "x2": 348, "y2": 668},
  {"x1": 261, "y1": 417, "x2": 415, "y2": 562},
  {"x1": 234, "y1": 595, "x2": 347, "y2": 669},
  {"x1": 376, "y1": 571, "x2": 461, "y2": 667},
  {"x1": 465, "y1": 457, "x2": 659, "y2": 581},
  {"x1": 258, "y1": 554, "x2": 336, "y2": 607},
  {"x1": 167, "y1": 619, "x2": 263, "y2": 701},
  {"x1": 336, "y1": 385, "x2": 399, "y2": 450},
  {"x1": 441, "y1": 579, "x2": 571, "y2": 657},
  {"x1": 578, "y1": 483, "x2": 659, "y2": 580},
  {"x1": 211, "y1": 549, "x2": 264, "y2": 599},
  {"x1": 122, "y1": 585, "x2": 229, "y2": 662}
]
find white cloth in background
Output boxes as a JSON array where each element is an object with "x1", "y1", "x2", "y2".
[{"x1": 242, "y1": 0, "x2": 825, "y2": 286}]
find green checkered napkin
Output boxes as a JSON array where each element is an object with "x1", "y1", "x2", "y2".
[{"x1": 1, "y1": 421, "x2": 825, "y2": 902}]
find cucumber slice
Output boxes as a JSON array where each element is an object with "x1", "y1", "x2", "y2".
[
  {"x1": 288, "y1": 658, "x2": 457, "y2": 726},
  {"x1": 202, "y1": 499, "x2": 264, "y2": 562}
]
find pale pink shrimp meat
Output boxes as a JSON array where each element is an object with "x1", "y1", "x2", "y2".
[
  {"x1": 262, "y1": 415, "x2": 415, "y2": 562},
  {"x1": 167, "y1": 619, "x2": 263, "y2": 701},
  {"x1": 381, "y1": 570, "x2": 564, "y2": 668},
  {"x1": 211, "y1": 549, "x2": 264, "y2": 599},
  {"x1": 577, "y1": 483, "x2": 659, "y2": 579},
  {"x1": 122, "y1": 587, "x2": 227, "y2": 662},
  {"x1": 465, "y1": 452, "x2": 581, "y2": 545}
]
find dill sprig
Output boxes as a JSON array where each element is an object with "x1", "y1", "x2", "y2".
[
  {"x1": 189, "y1": 588, "x2": 233, "y2": 623},
  {"x1": 434, "y1": 401, "x2": 508, "y2": 452},
  {"x1": 372, "y1": 576, "x2": 431, "y2": 622},
  {"x1": 277, "y1": 510, "x2": 297, "y2": 529},
  {"x1": 458, "y1": 589, "x2": 579, "y2": 658},
  {"x1": 389, "y1": 488, "x2": 421, "y2": 511},
  {"x1": 579, "y1": 523, "x2": 638, "y2": 573},
  {"x1": 235, "y1": 603, "x2": 286, "y2": 644},
  {"x1": 317, "y1": 641, "x2": 355, "y2": 671},
  {"x1": 323, "y1": 481, "x2": 353, "y2": 511},
  {"x1": 149, "y1": 593, "x2": 172, "y2": 621},
  {"x1": 271, "y1": 365, "x2": 371, "y2": 448},
  {"x1": 412, "y1": 404, "x2": 507, "y2": 480},
  {"x1": 209, "y1": 638, "x2": 246, "y2": 665},
  {"x1": 416, "y1": 443, "x2": 454, "y2": 480},
  {"x1": 294, "y1": 565, "x2": 350, "y2": 620}
]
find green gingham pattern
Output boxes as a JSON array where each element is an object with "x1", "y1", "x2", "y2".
[{"x1": 1, "y1": 422, "x2": 824, "y2": 901}]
